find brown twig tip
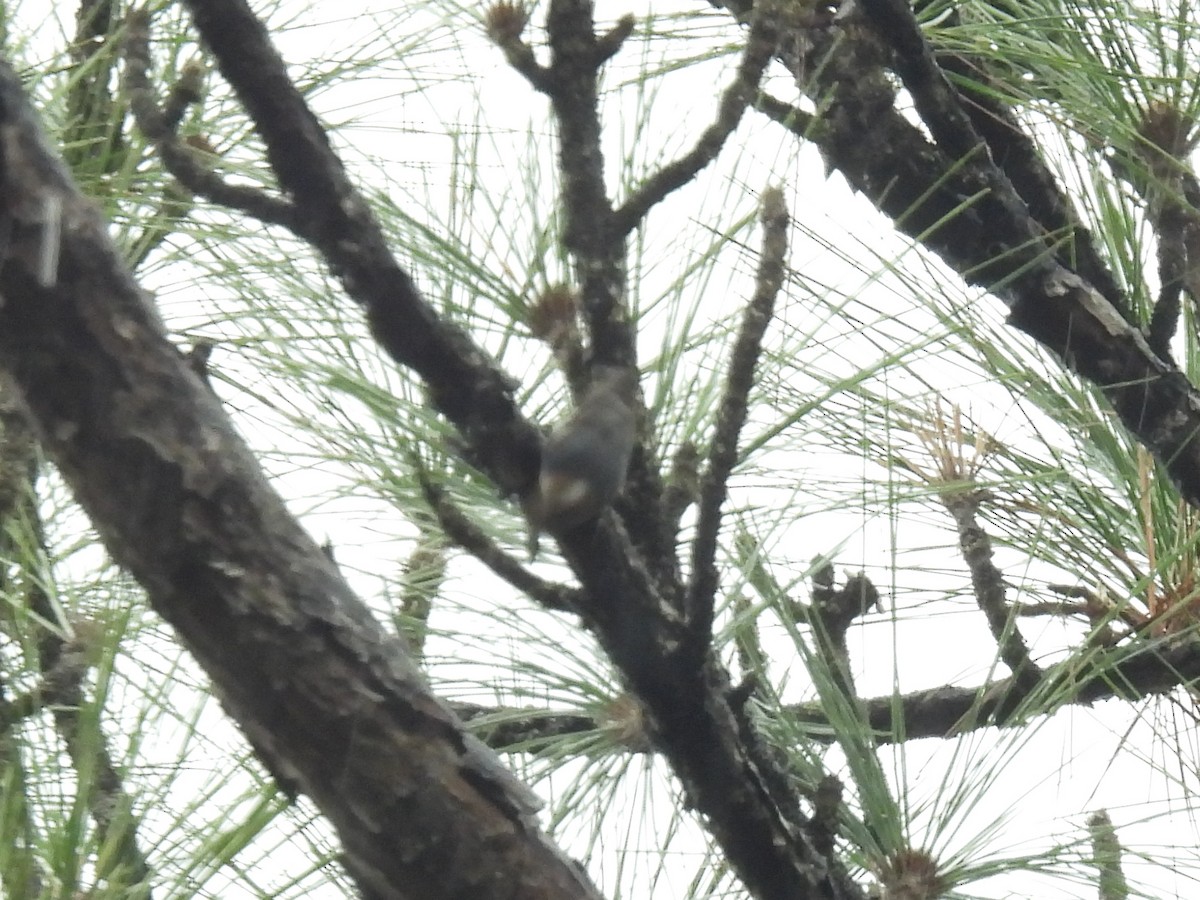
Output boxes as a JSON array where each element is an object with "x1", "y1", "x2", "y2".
[
  {"x1": 595, "y1": 14, "x2": 636, "y2": 63},
  {"x1": 877, "y1": 848, "x2": 948, "y2": 898},
  {"x1": 128, "y1": 5, "x2": 151, "y2": 32},
  {"x1": 1138, "y1": 101, "x2": 1199, "y2": 162},
  {"x1": 528, "y1": 284, "x2": 586, "y2": 376},
  {"x1": 164, "y1": 60, "x2": 208, "y2": 131},
  {"x1": 485, "y1": 2, "x2": 529, "y2": 44},
  {"x1": 528, "y1": 284, "x2": 579, "y2": 344},
  {"x1": 178, "y1": 59, "x2": 206, "y2": 101},
  {"x1": 186, "y1": 338, "x2": 216, "y2": 386},
  {"x1": 184, "y1": 134, "x2": 218, "y2": 157},
  {"x1": 485, "y1": 1, "x2": 552, "y2": 91},
  {"x1": 599, "y1": 693, "x2": 654, "y2": 753}
]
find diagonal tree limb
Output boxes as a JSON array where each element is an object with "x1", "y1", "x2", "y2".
[
  {"x1": 859, "y1": 0, "x2": 993, "y2": 161},
  {"x1": 179, "y1": 0, "x2": 543, "y2": 503},
  {"x1": 0, "y1": 58, "x2": 603, "y2": 900},
  {"x1": 710, "y1": 0, "x2": 1200, "y2": 506},
  {"x1": 930, "y1": 52, "x2": 1132, "y2": 322}
]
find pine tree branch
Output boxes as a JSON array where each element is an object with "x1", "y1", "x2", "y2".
[
  {"x1": 418, "y1": 472, "x2": 581, "y2": 614},
  {"x1": 718, "y1": 0, "x2": 1200, "y2": 506},
  {"x1": 686, "y1": 187, "x2": 788, "y2": 655},
  {"x1": 612, "y1": 8, "x2": 778, "y2": 238},
  {"x1": 932, "y1": 53, "x2": 1132, "y2": 322},
  {"x1": 942, "y1": 489, "x2": 1042, "y2": 697},
  {"x1": 124, "y1": 9, "x2": 301, "y2": 233},
  {"x1": 0, "y1": 57, "x2": 602, "y2": 900},
  {"x1": 460, "y1": 636, "x2": 1200, "y2": 750}
]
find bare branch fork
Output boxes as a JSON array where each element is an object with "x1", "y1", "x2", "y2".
[{"x1": 123, "y1": 10, "x2": 300, "y2": 233}]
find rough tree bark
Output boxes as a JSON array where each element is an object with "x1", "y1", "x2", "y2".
[{"x1": 0, "y1": 61, "x2": 603, "y2": 900}]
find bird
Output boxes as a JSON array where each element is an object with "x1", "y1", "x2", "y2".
[{"x1": 526, "y1": 365, "x2": 638, "y2": 554}]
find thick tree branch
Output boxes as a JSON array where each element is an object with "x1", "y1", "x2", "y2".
[
  {"x1": 0, "y1": 59, "x2": 603, "y2": 900},
  {"x1": 463, "y1": 635, "x2": 1200, "y2": 750},
  {"x1": 716, "y1": 0, "x2": 1200, "y2": 505},
  {"x1": 179, "y1": 0, "x2": 543, "y2": 503},
  {"x1": 931, "y1": 53, "x2": 1132, "y2": 321}
]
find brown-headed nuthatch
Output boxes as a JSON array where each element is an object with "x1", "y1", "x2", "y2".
[{"x1": 526, "y1": 365, "x2": 638, "y2": 551}]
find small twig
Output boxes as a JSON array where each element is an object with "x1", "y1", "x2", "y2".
[
  {"x1": 752, "y1": 92, "x2": 819, "y2": 138},
  {"x1": 418, "y1": 471, "x2": 580, "y2": 614},
  {"x1": 802, "y1": 561, "x2": 879, "y2": 699},
  {"x1": 186, "y1": 338, "x2": 216, "y2": 389},
  {"x1": 684, "y1": 187, "x2": 788, "y2": 655},
  {"x1": 914, "y1": 406, "x2": 1041, "y2": 696},
  {"x1": 123, "y1": 8, "x2": 300, "y2": 232},
  {"x1": 396, "y1": 532, "x2": 447, "y2": 658},
  {"x1": 1044, "y1": 582, "x2": 1144, "y2": 638},
  {"x1": 484, "y1": 2, "x2": 554, "y2": 93},
  {"x1": 592, "y1": 14, "x2": 636, "y2": 66},
  {"x1": 1087, "y1": 810, "x2": 1130, "y2": 900},
  {"x1": 944, "y1": 490, "x2": 1041, "y2": 696},
  {"x1": 1015, "y1": 599, "x2": 1091, "y2": 618},
  {"x1": 527, "y1": 284, "x2": 586, "y2": 383},
  {"x1": 162, "y1": 59, "x2": 206, "y2": 132},
  {"x1": 612, "y1": 8, "x2": 779, "y2": 237}
]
